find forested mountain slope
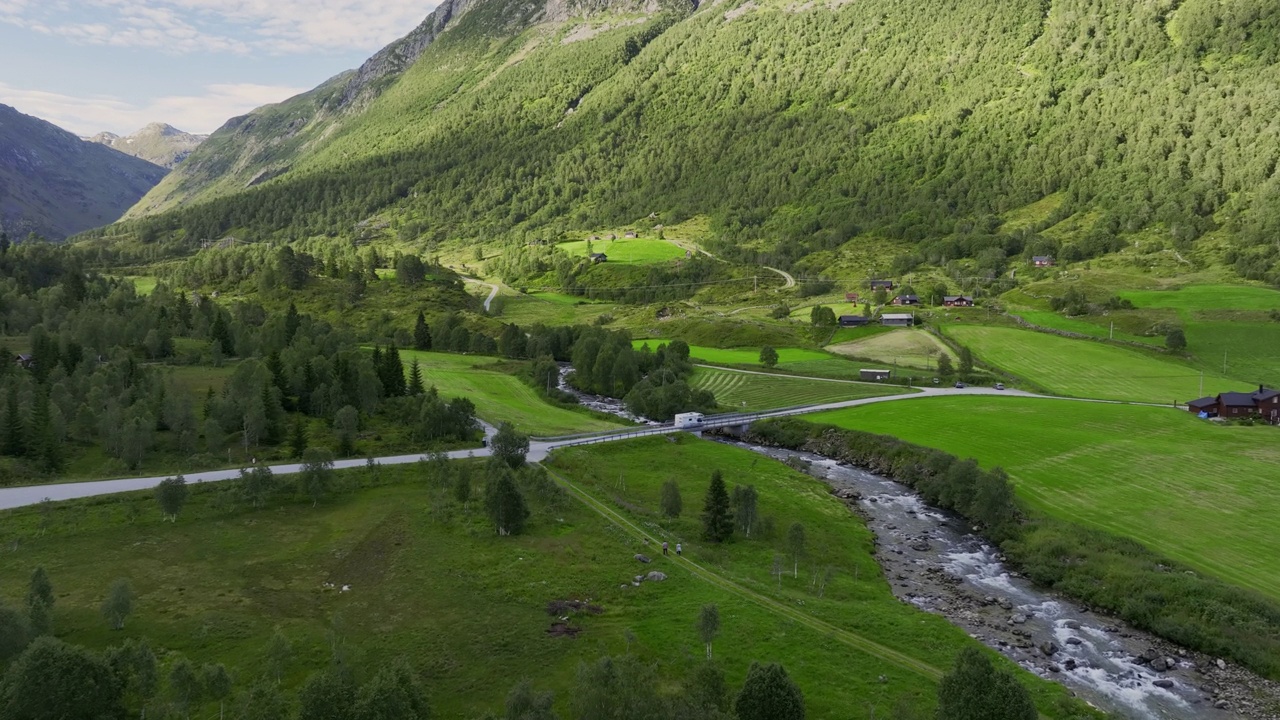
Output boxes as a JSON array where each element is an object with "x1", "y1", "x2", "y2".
[
  {"x1": 0, "y1": 104, "x2": 166, "y2": 240},
  {"x1": 111, "y1": 0, "x2": 1280, "y2": 282}
]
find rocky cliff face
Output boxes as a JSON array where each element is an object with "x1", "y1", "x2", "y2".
[
  {"x1": 87, "y1": 123, "x2": 208, "y2": 169},
  {"x1": 0, "y1": 104, "x2": 166, "y2": 239}
]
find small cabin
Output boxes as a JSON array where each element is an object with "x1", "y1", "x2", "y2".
[
  {"x1": 839, "y1": 315, "x2": 870, "y2": 327},
  {"x1": 589, "y1": 253, "x2": 608, "y2": 264},
  {"x1": 845, "y1": 292, "x2": 860, "y2": 303},
  {"x1": 892, "y1": 294, "x2": 920, "y2": 306},
  {"x1": 13, "y1": 354, "x2": 33, "y2": 369},
  {"x1": 881, "y1": 313, "x2": 915, "y2": 327},
  {"x1": 870, "y1": 280, "x2": 895, "y2": 292},
  {"x1": 623, "y1": 231, "x2": 638, "y2": 239},
  {"x1": 860, "y1": 369, "x2": 892, "y2": 382},
  {"x1": 1033, "y1": 256, "x2": 1055, "y2": 268},
  {"x1": 943, "y1": 295, "x2": 975, "y2": 307}
]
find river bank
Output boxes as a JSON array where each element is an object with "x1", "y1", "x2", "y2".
[{"x1": 731, "y1": 442, "x2": 1280, "y2": 720}]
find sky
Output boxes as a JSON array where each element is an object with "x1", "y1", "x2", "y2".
[{"x1": 0, "y1": 1, "x2": 436, "y2": 136}]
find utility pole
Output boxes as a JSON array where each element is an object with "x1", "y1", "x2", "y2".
[
  {"x1": 1199, "y1": 371, "x2": 1204, "y2": 398},
  {"x1": 753, "y1": 275, "x2": 758, "y2": 293},
  {"x1": 1224, "y1": 350, "x2": 1228, "y2": 374},
  {"x1": 1110, "y1": 321, "x2": 1114, "y2": 340}
]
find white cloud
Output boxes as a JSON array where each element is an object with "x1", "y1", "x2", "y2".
[
  {"x1": 0, "y1": 81, "x2": 310, "y2": 135},
  {"x1": 1, "y1": 0, "x2": 434, "y2": 55}
]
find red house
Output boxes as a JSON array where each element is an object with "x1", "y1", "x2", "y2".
[
  {"x1": 1033, "y1": 256, "x2": 1056, "y2": 268},
  {"x1": 1187, "y1": 386, "x2": 1280, "y2": 422},
  {"x1": 943, "y1": 295, "x2": 974, "y2": 307},
  {"x1": 870, "y1": 280, "x2": 895, "y2": 292}
]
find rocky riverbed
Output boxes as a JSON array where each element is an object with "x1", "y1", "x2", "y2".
[{"x1": 730, "y1": 443, "x2": 1280, "y2": 720}]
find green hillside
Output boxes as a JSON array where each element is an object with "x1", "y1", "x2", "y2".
[{"x1": 89, "y1": 0, "x2": 1280, "y2": 287}]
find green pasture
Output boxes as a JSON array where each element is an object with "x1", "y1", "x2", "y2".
[
  {"x1": 1011, "y1": 310, "x2": 1160, "y2": 346},
  {"x1": 943, "y1": 325, "x2": 1242, "y2": 402},
  {"x1": 1120, "y1": 284, "x2": 1280, "y2": 312},
  {"x1": 1116, "y1": 284, "x2": 1280, "y2": 387},
  {"x1": 128, "y1": 276, "x2": 159, "y2": 296},
  {"x1": 0, "y1": 442, "x2": 1092, "y2": 720},
  {"x1": 548, "y1": 437, "x2": 1094, "y2": 717},
  {"x1": 634, "y1": 340, "x2": 876, "y2": 381},
  {"x1": 397, "y1": 350, "x2": 620, "y2": 436},
  {"x1": 633, "y1": 340, "x2": 828, "y2": 365},
  {"x1": 557, "y1": 237, "x2": 686, "y2": 264},
  {"x1": 808, "y1": 397, "x2": 1280, "y2": 603},
  {"x1": 690, "y1": 367, "x2": 903, "y2": 411},
  {"x1": 495, "y1": 293, "x2": 618, "y2": 326}
]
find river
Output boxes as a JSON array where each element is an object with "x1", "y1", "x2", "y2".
[{"x1": 555, "y1": 372, "x2": 1279, "y2": 718}]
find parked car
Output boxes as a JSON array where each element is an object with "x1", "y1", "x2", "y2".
[
  {"x1": 994, "y1": 383, "x2": 1005, "y2": 390},
  {"x1": 954, "y1": 381, "x2": 966, "y2": 389}
]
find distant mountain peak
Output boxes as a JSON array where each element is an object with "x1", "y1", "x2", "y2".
[{"x1": 86, "y1": 123, "x2": 208, "y2": 169}]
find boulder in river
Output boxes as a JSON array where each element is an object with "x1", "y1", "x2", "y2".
[
  {"x1": 1039, "y1": 641, "x2": 1059, "y2": 657},
  {"x1": 1009, "y1": 614, "x2": 1027, "y2": 625},
  {"x1": 1153, "y1": 679, "x2": 1175, "y2": 689}
]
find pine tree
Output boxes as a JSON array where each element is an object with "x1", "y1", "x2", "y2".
[
  {"x1": 701, "y1": 469, "x2": 734, "y2": 543},
  {"x1": 284, "y1": 302, "x2": 301, "y2": 343},
  {"x1": 210, "y1": 312, "x2": 234, "y2": 356},
  {"x1": 413, "y1": 311, "x2": 432, "y2": 350},
  {"x1": 289, "y1": 417, "x2": 308, "y2": 459},
  {"x1": 385, "y1": 344, "x2": 405, "y2": 396},
  {"x1": 3, "y1": 387, "x2": 25, "y2": 458},
  {"x1": 407, "y1": 359, "x2": 425, "y2": 396}
]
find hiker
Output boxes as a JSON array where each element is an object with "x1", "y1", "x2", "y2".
[
  {"x1": 662, "y1": 541, "x2": 669, "y2": 556},
  {"x1": 675, "y1": 543, "x2": 682, "y2": 556}
]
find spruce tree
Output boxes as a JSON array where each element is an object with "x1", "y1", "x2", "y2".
[
  {"x1": 407, "y1": 360, "x2": 425, "y2": 396},
  {"x1": 3, "y1": 387, "x2": 25, "y2": 458},
  {"x1": 289, "y1": 417, "x2": 308, "y2": 459},
  {"x1": 701, "y1": 470, "x2": 734, "y2": 543},
  {"x1": 284, "y1": 302, "x2": 301, "y2": 343},
  {"x1": 413, "y1": 311, "x2": 432, "y2": 350}
]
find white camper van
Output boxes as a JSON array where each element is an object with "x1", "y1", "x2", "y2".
[{"x1": 673, "y1": 412, "x2": 705, "y2": 429}]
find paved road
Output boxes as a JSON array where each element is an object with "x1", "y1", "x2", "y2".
[
  {"x1": 0, "y1": 387, "x2": 1050, "y2": 510},
  {"x1": 461, "y1": 276, "x2": 501, "y2": 312},
  {"x1": 763, "y1": 266, "x2": 796, "y2": 288}
]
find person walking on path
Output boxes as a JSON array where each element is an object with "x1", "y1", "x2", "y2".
[
  {"x1": 675, "y1": 543, "x2": 682, "y2": 556},
  {"x1": 662, "y1": 541, "x2": 669, "y2": 556}
]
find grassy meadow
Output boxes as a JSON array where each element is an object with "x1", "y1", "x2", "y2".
[
  {"x1": 808, "y1": 396, "x2": 1280, "y2": 602},
  {"x1": 1119, "y1": 285, "x2": 1280, "y2": 387},
  {"x1": 546, "y1": 437, "x2": 1093, "y2": 717},
  {"x1": 556, "y1": 237, "x2": 687, "y2": 263},
  {"x1": 690, "y1": 367, "x2": 903, "y2": 411},
  {"x1": 397, "y1": 350, "x2": 620, "y2": 436},
  {"x1": 943, "y1": 325, "x2": 1243, "y2": 402},
  {"x1": 632, "y1": 340, "x2": 876, "y2": 380},
  {"x1": 0, "y1": 441, "x2": 1094, "y2": 719}
]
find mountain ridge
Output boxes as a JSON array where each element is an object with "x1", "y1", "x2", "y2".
[
  {"x1": 0, "y1": 103, "x2": 167, "y2": 239},
  {"x1": 86, "y1": 123, "x2": 208, "y2": 169}
]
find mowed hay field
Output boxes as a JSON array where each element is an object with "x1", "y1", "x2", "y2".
[
  {"x1": 398, "y1": 350, "x2": 620, "y2": 435},
  {"x1": 944, "y1": 325, "x2": 1241, "y2": 402},
  {"x1": 828, "y1": 329, "x2": 956, "y2": 371},
  {"x1": 1119, "y1": 284, "x2": 1280, "y2": 388},
  {"x1": 808, "y1": 397, "x2": 1280, "y2": 602},
  {"x1": 690, "y1": 367, "x2": 904, "y2": 411},
  {"x1": 634, "y1": 340, "x2": 871, "y2": 380},
  {"x1": 557, "y1": 237, "x2": 686, "y2": 263}
]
